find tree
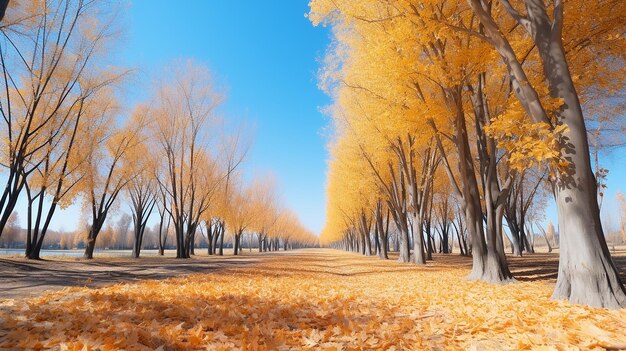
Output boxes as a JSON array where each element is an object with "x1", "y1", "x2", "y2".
[
  {"x1": 24, "y1": 78, "x2": 124, "y2": 259},
  {"x1": 151, "y1": 61, "x2": 234, "y2": 259},
  {"x1": 82, "y1": 109, "x2": 142, "y2": 259},
  {"x1": 504, "y1": 169, "x2": 548, "y2": 256},
  {"x1": 223, "y1": 180, "x2": 255, "y2": 256},
  {"x1": 125, "y1": 105, "x2": 156, "y2": 258},
  {"x1": 0, "y1": 0, "x2": 127, "y2": 259},
  {"x1": 248, "y1": 176, "x2": 279, "y2": 253}
]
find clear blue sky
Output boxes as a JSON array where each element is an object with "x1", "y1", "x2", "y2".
[{"x1": 15, "y1": 1, "x2": 626, "y2": 236}]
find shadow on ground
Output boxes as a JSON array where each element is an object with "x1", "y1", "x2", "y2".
[
  {"x1": 1, "y1": 248, "x2": 625, "y2": 299},
  {"x1": 384, "y1": 249, "x2": 626, "y2": 283},
  {"x1": 0, "y1": 255, "x2": 266, "y2": 299}
]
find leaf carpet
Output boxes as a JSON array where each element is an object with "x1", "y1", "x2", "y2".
[{"x1": 0, "y1": 249, "x2": 625, "y2": 350}]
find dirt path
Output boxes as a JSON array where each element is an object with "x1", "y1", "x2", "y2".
[{"x1": 2, "y1": 248, "x2": 624, "y2": 300}]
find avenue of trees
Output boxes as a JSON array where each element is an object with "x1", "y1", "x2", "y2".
[
  {"x1": 0, "y1": 0, "x2": 317, "y2": 259},
  {"x1": 309, "y1": 0, "x2": 626, "y2": 308}
]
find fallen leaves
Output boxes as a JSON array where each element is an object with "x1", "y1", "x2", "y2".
[{"x1": 0, "y1": 249, "x2": 624, "y2": 350}]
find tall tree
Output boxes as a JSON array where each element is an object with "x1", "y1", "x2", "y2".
[
  {"x1": 125, "y1": 105, "x2": 156, "y2": 258},
  {"x1": 151, "y1": 61, "x2": 241, "y2": 259},
  {"x1": 83, "y1": 107, "x2": 143, "y2": 259},
  {"x1": 464, "y1": 0, "x2": 626, "y2": 307},
  {"x1": 0, "y1": 0, "x2": 122, "y2": 238}
]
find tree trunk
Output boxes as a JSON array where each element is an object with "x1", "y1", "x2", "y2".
[
  {"x1": 189, "y1": 231, "x2": 196, "y2": 256},
  {"x1": 174, "y1": 220, "x2": 184, "y2": 258},
  {"x1": 441, "y1": 226, "x2": 450, "y2": 254},
  {"x1": 456, "y1": 229, "x2": 465, "y2": 256},
  {"x1": 397, "y1": 217, "x2": 411, "y2": 263},
  {"x1": 84, "y1": 220, "x2": 104, "y2": 259},
  {"x1": 212, "y1": 225, "x2": 220, "y2": 255},
  {"x1": 452, "y1": 88, "x2": 512, "y2": 283},
  {"x1": 359, "y1": 212, "x2": 372, "y2": 256},
  {"x1": 378, "y1": 210, "x2": 389, "y2": 259},
  {"x1": 522, "y1": 228, "x2": 534, "y2": 254},
  {"x1": 507, "y1": 217, "x2": 523, "y2": 257},
  {"x1": 373, "y1": 224, "x2": 380, "y2": 256},
  {"x1": 425, "y1": 230, "x2": 433, "y2": 261},
  {"x1": 26, "y1": 229, "x2": 46, "y2": 260},
  {"x1": 553, "y1": 174, "x2": 626, "y2": 307},
  {"x1": 411, "y1": 213, "x2": 425, "y2": 264},
  {"x1": 364, "y1": 232, "x2": 372, "y2": 256},
  {"x1": 158, "y1": 212, "x2": 168, "y2": 256},
  {"x1": 207, "y1": 228, "x2": 213, "y2": 255},
  {"x1": 233, "y1": 233, "x2": 239, "y2": 255},
  {"x1": 84, "y1": 238, "x2": 96, "y2": 259},
  {"x1": 132, "y1": 240, "x2": 141, "y2": 258},
  {"x1": 377, "y1": 211, "x2": 388, "y2": 259},
  {"x1": 132, "y1": 220, "x2": 142, "y2": 259},
  {"x1": 218, "y1": 227, "x2": 224, "y2": 256},
  {"x1": 132, "y1": 221, "x2": 143, "y2": 259}
]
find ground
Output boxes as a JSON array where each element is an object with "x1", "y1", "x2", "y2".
[{"x1": 0, "y1": 249, "x2": 625, "y2": 350}]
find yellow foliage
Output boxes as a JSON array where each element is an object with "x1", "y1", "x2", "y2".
[{"x1": 485, "y1": 97, "x2": 570, "y2": 173}]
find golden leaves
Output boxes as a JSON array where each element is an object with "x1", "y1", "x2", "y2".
[
  {"x1": 1, "y1": 250, "x2": 625, "y2": 350},
  {"x1": 484, "y1": 97, "x2": 571, "y2": 173}
]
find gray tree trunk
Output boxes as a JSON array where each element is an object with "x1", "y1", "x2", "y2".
[
  {"x1": 411, "y1": 213, "x2": 425, "y2": 264},
  {"x1": 469, "y1": 0, "x2": 625, "y2": 307}
]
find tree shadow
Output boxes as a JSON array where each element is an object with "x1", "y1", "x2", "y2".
[
  {"x1": 0, "y1": 256, "x2": 261, "y2": 299},
  {"x1": 504, "y1": 251, "x2": 626, "y2": 282},
  {"x1": 2, "y1": 248, "x2": 625, "y2": 302},
  {"x1": 332, "y1": 250, "x2": 626, "y2": 283}
]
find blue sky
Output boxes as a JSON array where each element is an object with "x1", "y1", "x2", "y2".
[{"x1": 14, "y1": 1, "x2": 626, "y2": 236}]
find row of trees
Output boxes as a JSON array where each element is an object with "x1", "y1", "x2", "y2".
[
  {"x1": 309, "y1": 0, "x2": 626, "y2": 308},
  {"x1": 0, "y1": 212, "x2": 317, "y2": 254},
  {"x1": 0, "y1": 0, "x2": 317, "y2": 259}
]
